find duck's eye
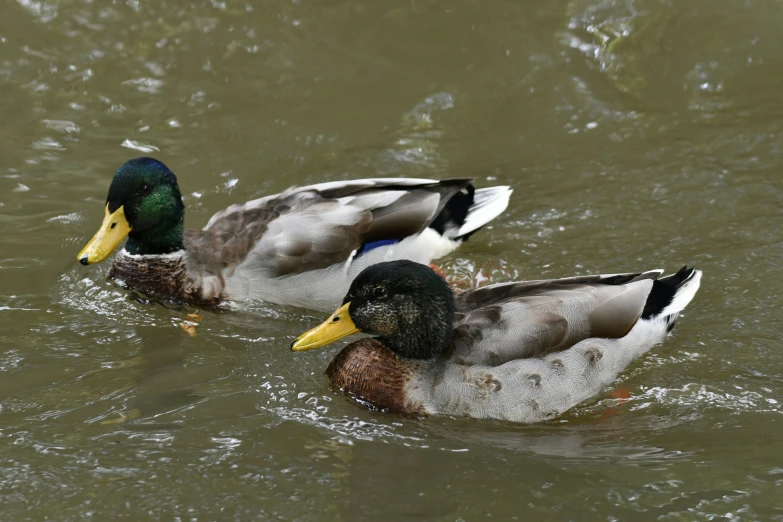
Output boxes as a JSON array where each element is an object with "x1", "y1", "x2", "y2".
[
  {"x1": 141, "y1": 184, "x2": 152, "y2": 195},
  {"x1": 373, "y1": 286, "x2": 388, "y2": 299}
]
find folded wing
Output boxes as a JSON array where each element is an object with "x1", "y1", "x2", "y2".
[
  {"x1": 450, "y1": 271, "x2": 663, "y2": 366},
  {"x1": 208, "y1": 178, "x2": 495, "y2": 277}
]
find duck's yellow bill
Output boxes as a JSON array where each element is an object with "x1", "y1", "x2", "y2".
[
  {"x1": 77, "y1": 204, "x2": 131, "y2": 265},
  {"x1": 292, "y1": 302, "x2": 359, "y2": 352}
]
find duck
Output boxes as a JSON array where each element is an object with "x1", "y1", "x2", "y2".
[
  {"x1": 76, "y1": 157, "x2": 512, "y2": 311},
  {"x1": 291, "y1": 260, "x2": 702, "y2": 423}
]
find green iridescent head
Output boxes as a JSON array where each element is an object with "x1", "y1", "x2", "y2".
[{"x1": 78, "y1": 157, "x2": 185, "y2": 264}]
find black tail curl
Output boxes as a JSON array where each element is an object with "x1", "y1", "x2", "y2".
[{"x1": 641, "y1": 265, "x2": 699, "y2": 331}]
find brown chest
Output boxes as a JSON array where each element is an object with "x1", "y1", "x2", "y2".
[
  {"x1": 325, "y1": 339, "x2": 425, "y2": 415},
  {"x1": 107, "y1": 252, "x2": 220, "y2": 306}
]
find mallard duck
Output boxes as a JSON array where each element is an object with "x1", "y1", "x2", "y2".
[
  {"x1": 76, "y1": 157, "x2": 512, "y2": 310},
  {"x1": 292, "y1": 260, "x2": 702, "y2": 422}
]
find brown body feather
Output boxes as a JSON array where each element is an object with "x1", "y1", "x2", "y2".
[
  {"x1": 106, "y1": 211, "x2": 280, "y2": 306},
  {"x1": 183, "y1": 207, "x2": 280, "y2": 276},
  {"x1": 107, "y1": 251, "x2": 220, "y2": 306},
  {"x1": 326, "y1": 339, "x2": 425, "y2": 415},
  {"x1": 106, "y1": 203, "x2": 282, "y2": 305}
]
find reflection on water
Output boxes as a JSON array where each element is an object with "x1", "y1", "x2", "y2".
[{"x1": 2, "y1": 0, "x2": 783, "y2": 519}]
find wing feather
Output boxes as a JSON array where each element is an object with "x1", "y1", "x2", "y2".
[
  {"x1": 450, "y1": 272, "x2": 659, "y2": 366},
  {"x1": 234, "y1": 180, "x2": 471, "y2": 277}
]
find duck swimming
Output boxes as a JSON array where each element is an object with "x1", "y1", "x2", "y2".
[
  {"x1": 77, "y1": 158, "x2": 511, "y2": 310},
  {"x1": 292, "y1": 260, "x2": 702, "y2": 422}
]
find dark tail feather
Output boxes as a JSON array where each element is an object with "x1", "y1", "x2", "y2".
[
  {"x1": 429, "y1": 184, "x2": 475, "y2": 238},
  {"x1": 641, "y1": 266, "x2": 702, "y2": 331}
]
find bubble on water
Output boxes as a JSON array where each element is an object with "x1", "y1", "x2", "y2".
[
  {"x1": 121, "y1": 139, "x2": 159, "y2": 153},
  {"x1": 46, "y1": 212, "x2": 82, "y2": 224}
]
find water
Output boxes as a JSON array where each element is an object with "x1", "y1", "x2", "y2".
[{"x1": 1, "y1": 0, "x2": 782, "y2": 519}]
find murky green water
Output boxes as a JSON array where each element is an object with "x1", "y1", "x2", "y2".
[{"x1": 2, "y1": 0, "x2": 782, "y2": 519}]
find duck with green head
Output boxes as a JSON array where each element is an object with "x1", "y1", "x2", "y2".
[
  {"x1": 77, "y1": 158, "x2": 513, "y2": 310},
  {"x1": 292, "y1": 260, "x2": 702, "y2": 422}
]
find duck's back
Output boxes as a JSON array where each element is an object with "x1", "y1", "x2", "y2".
[{"x1": 184, "y1": 178, "x2": 511, "y2": 310}]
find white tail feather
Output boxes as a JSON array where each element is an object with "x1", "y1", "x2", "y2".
[
  {"x1": 660, "y1": 269, "x2": 702, "y2": 317},
  {"x1": 457, "y1": 186, "x2": 513, "y2": 237}
]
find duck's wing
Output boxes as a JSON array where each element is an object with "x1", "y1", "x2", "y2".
[
  {"x1": 250, "y1": 178, "x2": 473, "y2": 276},
  {"x1": 450, "y1": 271, "x2": 663, "y2": 366},
  {"x1": 247, "y1": 178, "x2": 512, "y2": 275},
  {"x1": 183, "y1": 179, "x2": 446, "y2": 275}
]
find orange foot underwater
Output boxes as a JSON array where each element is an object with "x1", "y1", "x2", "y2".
[
  {"x1": 430, "y1": 260, "x2": 518, "y2": 294},
  {"x1": 597, "y1": 386, "x2": 633, "y2": 424},
  {"x1": 428, "y1": 263, "x2": 447, "y2": 280}
]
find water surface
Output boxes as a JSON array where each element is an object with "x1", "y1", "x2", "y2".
[{"x1": 1, "y1": 0, "x2": 782, "y2": 519}]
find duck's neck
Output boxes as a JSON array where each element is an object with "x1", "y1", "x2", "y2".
[
  {"x1": 376, "y1": 301, "x2": 455, "y2": 360},
  {"x1": 125, "y1": 220, "x2": 184, "y2": 256},
  {"x1": 380, "y1": 331, "x2": 453, "y2": 360}
]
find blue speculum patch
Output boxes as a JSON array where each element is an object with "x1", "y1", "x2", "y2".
[{"x1": 360, "y1": 239, "x2": 399, "y2": 254}]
